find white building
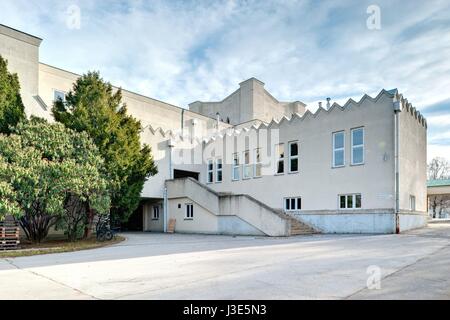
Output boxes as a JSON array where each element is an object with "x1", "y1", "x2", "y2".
[{"x1": 0, "y1": 24, "x2": 429, "y2": 236}]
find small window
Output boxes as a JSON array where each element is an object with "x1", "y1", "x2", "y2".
[
  {"x1": 289, "y1": 141, "x2": 299, "y2": 173},
  {"x1": 216, "y1": 158, "x2": 223, "y2": 183},
  {"x1": 243, "y1": 150, "x2": 252, "y2": 179},
  {"x1": 285, "y1": 197, "x2": 302, "y2": 211},
  {"x1": 152, "y1": 206, "x2": 160, "y2": 220},
  {"x1": 275, "y1": 143, "x2": 285, "y2": 174},
  {"x1": 232, "y1": 153, "x2": 240, "y2": 181},
  {"x1": 207, "y1": 159, "x2": 214, "y2": 183},
  {"x1": 254, "y1": 148, "x2": 262, "y2": 178},
  {"x1": 410, "y1": 195, "x2": 416, "y2": 211},
  {"x1": 339, "y1": 194, "x2": 362, "y2": 209},
  {"x1": 333, "y1": 131, "x2": 345, "y2": 167},
  {"x1": 351, "y1": 128, "x2": 364, "y2": 165},
  {"x1": 54, "y1": 90, "x2": 66, "y2": 102},
  {"x1": 185, "y1": 204, "x2": 194, "y2": 219}
]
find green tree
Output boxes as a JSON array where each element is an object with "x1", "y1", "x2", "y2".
[
  {"x1": 0, "y1": 55, "x2": 26, "y2": 134},
  {"x1": 0, "y1": 119, "x2": 110, "y2": 242},
  {"x1": 52, "y1": 72, "x2": 157, "y2": 224}
]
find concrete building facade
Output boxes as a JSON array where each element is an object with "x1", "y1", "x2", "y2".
[{"x1": 0, "y1": 25, "x2": 429, "y2": 236}]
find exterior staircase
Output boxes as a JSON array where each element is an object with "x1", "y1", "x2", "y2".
[
  {"x1": 288, "y1": 216, "x2": 318, "y2": 235},
  {"x1": 166, "y1": 177, "x2": 320, "y2": 237}
]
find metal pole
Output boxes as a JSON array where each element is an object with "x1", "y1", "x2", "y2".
[
  {"x1": 394, "y1": 106, "x2": 400, "y2": 234},
  {"x1": 163, "y1": 186, "x2": 168, "y2": 233}
]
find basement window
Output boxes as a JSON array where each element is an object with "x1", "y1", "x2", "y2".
[
  {"x1": 285, "y1": 197, "x2": 302, "y2": 211},
  {"x1": 152, "y1": 206, "x2": 160, "y2": 220},
  {"x1": 339, "y1": 194, "x2": 362, "y2": 209},
  {"x1": 185, "y1": 203, "x2": 194, "y2": 220}
]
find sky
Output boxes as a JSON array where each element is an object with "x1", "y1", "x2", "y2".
[{"x1": 0, "y1": 0, "x2": 449, "y2": 161}]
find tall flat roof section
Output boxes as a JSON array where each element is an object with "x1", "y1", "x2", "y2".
[{"x1": 0, "y1": 24, "x2": 43, "y2": 47}]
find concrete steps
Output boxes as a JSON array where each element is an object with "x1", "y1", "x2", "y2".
[{"x1": 289, "y1": 217, "x2": 318, "y2": 236}]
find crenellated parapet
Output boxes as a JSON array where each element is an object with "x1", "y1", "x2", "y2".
[{"x1": 200, "y1": 89, "x2": 427, "y2": 145}]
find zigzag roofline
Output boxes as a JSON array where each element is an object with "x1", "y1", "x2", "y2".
[{"x1": 146, "y1": 89, "x2": 427, "y2": 145}]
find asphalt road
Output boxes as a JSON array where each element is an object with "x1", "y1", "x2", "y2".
[{"x1": 1, "y1": 223, "x2": 449, "y2": 300}]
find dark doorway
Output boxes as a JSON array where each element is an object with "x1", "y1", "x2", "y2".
[
  {"x1": 121, "y1": 202, "x2": 144, "y2": 231},
  {"x1": 174, "y1": 169, "x2": 199, "y2": 181}
]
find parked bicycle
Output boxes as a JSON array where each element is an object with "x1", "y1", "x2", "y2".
[{"x1": 96, "y1": 216, "x2": 114, "y2": 242}]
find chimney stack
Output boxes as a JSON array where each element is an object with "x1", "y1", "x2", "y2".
[
  {"x1": 318, "y1": 102, "x2": 323, "y2": 109},
  {"x1": 326, "y1": 97, "x2": 331, "y2": 109}
]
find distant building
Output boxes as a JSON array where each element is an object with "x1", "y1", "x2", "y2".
[
  {"x1": 0, "y1": 24, "x2": 429, "y2": 235},
  {"x1": 427, "y1": 179, "x2": 450, "y2": 219}
]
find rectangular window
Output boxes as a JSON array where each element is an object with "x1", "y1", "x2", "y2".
[
  {"x1": 351, "y1": 128, "x2": 364, "y2": 165},
  {"x1": 289, "y1": 141, "x2": 299, "y2": 173},
  {"x1": 185, "y1": 204, "x2": 194, "y2": 219},
  {"x1": 254, "y1": 148, "x2": 262, "y2": 178},
  {"x1": 152, "y1": 206, "x2": 160, "y2": 220},
  {"x1": 275, "y1": 143, "x2": 285, "y2": 174},
  {"x1": 216, "y1": 158, "x2": 223, "y2": 183},
  {"x1": 410, "y1": 195, "x2": 416, "y2": 211},
  {"x1": 285, "y1": 197, "x2": 302, "y2": 211},
  {"x1": 333, "y1": 131, "x2": 345, "y2": 167},
  {"x1": 54, "y1": 90, "x2": 66, "y2": 102},
  {"x1": 339, "y1": 194, "x2": 362, "y2": 209},
  {"x1": 232, "y1": 153, "x2": 240, "y2": 181},
  {"x1": 207, "y1": 159, "x2": 214, "y2": 183},
  {"x1": 243, "y1": 150, "x2": 252, "y2": 179}
]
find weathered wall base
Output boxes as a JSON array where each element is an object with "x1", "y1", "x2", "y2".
[
  {"x1": 293, "y1": 211, "x2": 396, "y2": 234},
  {"x1": 398, "y1": 212, "x2": 428, "y2": 232},
  {"x1": 293, "y1": 210, "x2": 428, "y2": 234}
]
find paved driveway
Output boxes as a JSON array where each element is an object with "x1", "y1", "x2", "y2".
[{"x1": 1, "y1": 224, "x2": 449, "y2": 300}]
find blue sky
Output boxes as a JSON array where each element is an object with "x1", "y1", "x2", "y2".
[{"x1": 1, "y1": 0, "x2": 449, "y2": 161}]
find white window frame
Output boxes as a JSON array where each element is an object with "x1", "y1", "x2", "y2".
[
  {"x1": 339, "y1": 194, "x2": 362, "y2": 210},
  {"x1": 243, "y1": 150, "x2": 252, "y2": 179},
  {"x1": 254, "y1": 148, "x2": 262, "y2": 178},
  {"x1": 185, "y1": 203, "x2": 194, "y2": 220},
  {"x1": 351, "y1": 127, "x2": 365, "y2": 165},
  {"x1": 207, "y1": 159, "x2": 214, "y2": 184},
  {"x1": 410, "y1": 195, "x2": 416, "y2": 211},
  {"x1": 275, "y1": 143, "x2": 285, "y2": 175},
  {"x1": 152, "y1": 205, "x2": 160, "y2": 220},
  {"x1": 216, "y1": 158, "x2": 223, "y2": 183},
  {"x1": 288, "y1": 141, "x2": 299, "y2": 173},
  {"x1": 53, "y1": 89, "x2": 66, "y2": 102},
  {"x1": 332, "y1": 131, "x2": 345, "y2": 168},
  {"x1": 284, "y1": 197, "x2": 302, "y2": 212},
  {"x1": 232, "y1": 153, "x2": 240, "y2": 181}
]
